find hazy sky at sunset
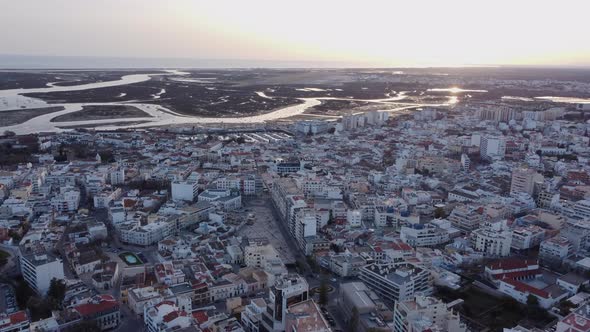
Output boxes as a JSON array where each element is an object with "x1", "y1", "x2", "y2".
[{"x1": 1, "y1": 0, "x2": 589, "y2": 67}]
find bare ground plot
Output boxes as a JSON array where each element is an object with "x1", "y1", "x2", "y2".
[
  {"x1": 239, "y1": 197, "x2": 295, "y2": 264},
  {"x1": 51, "y1": 105, "x2": 152, "y2": 122},
  {"x1": 0, "y1": 106, "x2": 64, "y2": 126}
]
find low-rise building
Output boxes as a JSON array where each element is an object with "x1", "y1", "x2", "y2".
[
  {"x1": 320, "y1": 253, "x2": 367, "y2": 277},
  {"x1": 144, "y1": 300, "x2": 193, "y2": 332},
  {"x1": 73, "y1": 295, "x2": 120, "y2": 331},
  {"x1": 511, "y1": 225, "x2": 545, "y2": 250},
  {"x1": 339, "y1": 282, "x2": 393, "y2": 332},
  {"x1": 472, "y1": 220, "x2": 512, "y2": 257},
  {"x1": 0, "y1": 311, "x2": 30, "y2": 332},
  {"x1": 556, "y1": 303, "x2": 590, "y2": 332},
  {"x1": 241, "y1": 298, "x2": 266, "y2": 332},
  {"x1": 285, "y1": 299, "x2": 331, "y2": 332},
  {"x1": 393, "y1": 295, "x2": 467, "y2": 332},
  {"x1": 400, "y1": 224, "x2": 450, "y2": 247},
  {"x1": 539, "y1": 236, "x2": 573, "y2": 267}
]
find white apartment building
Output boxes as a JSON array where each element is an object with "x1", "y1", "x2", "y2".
[
  {"x1": 209, "y1": 279, "x2": 246, "y2": 302},
  {"x1": 295, "y1": 120, "x2": 331, "y2": 135},
  {"x1": 261, "y1": 275, "x2": 309, "y2": 332},
  {"x1": 359, "y1": 263, "x2": 433, "y2": 304},
  {"x1": 51, "y1": 188, "x2": 80, "y2": 213},
  {"x1": 295, "y1": 177, "x2": 324, "y2": 197},
  {"x1": 119, "y1": 220, "x2": 176, "y2": 246},
  {"x1": 400, "y1": 224, "x2": 450, "y2": 247},
  {"x1": 472, "y1": 220, "x2": 512, "y2": 257},
  {"x1": 460, "y1": 153, "x2": 470, "y2": 171},
  {"x1": 539, "y1": 236, "x2": 572, "y2": 266},
  {"x1": 88, "y1": 223, "x2": 108, "y2": 240},
  {"x1": 294, "y1": 210, "x2": 317, "y2": 254},
  {"x1": 321, "y1": 253, "x2": 367, "y2": 277},
  {"x1": 198, "y1": 189, "x2": 242, "y2": 211},
  {"x1": 171, "y1": 180, "x2": 198, "y2": 202},
  {"x1": 245, "y1": 243, "x2": 279, "y2": 267},
  {"x1": 215, "y1": 176, "x2": 258, "y2": 195},
  {"x1": 511, "y1": 225, "x2": 545, "y2": 250},
  {"x1": 347, "y1": 210, "x2": 362, "y2": 227},
  {"x1": 93, "y1": 188, "x2": 122, "y2": 209},
  {"x1": 144, "y1": 299, "x2": 193, "y2": 332},
  {"x1": 480, "y1": 135, "x2": 506, "y2": 160},
  {"x1": 341, "y1": 110, "x2": 389, "y2": 130},
  {"x1": 393, "y1": 296, "x2": 467, "y2": 332},
  {"x1": 244, "y1": 243, "x2": 287, "y2": 280},
  {"x1": 561, "y1": 218, "x2": 590, "y2": 251},
  {"x1": 572, "y1": 200, "x2": 590, "y2": 219},
  {"x1": 510, "y1": 167, "x2": 542, "y2": 196},
  {"x1": 127, "y1": 286, "x2": 173, "y2": 315},
  {"x1": 242, "y1": 298, "x2": 267, "y2": 332},
  {"x1": 20, "y1": 251, "x2": 65, "y2": 295},
  {"x1": 448, "y1": 205, "x2": 483, "y2": 233},
  {"x1": 84, "y1": 173, "x2": 107, "y2": 196},
  {"x1": 109, "y1": 168, "x2": 125, "y2": 185}
]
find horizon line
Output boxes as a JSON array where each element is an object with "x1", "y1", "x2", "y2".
[{"x1": 1, "y1": 54, "x2": 590, "y2": 70}]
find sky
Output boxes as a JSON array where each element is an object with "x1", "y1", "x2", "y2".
[{"x1": 1, "y1": 0, "x2": 589, "y2": 68}]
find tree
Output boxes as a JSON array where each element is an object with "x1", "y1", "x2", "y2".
[
  {"x1": 98, "y1": 150, "x2": 115, "y2": 163},
  {"x1": 526, "y1": 294, "x2": 539, "y2": 307},
  {"x1": 559, "y1": 300, "x2": 576, "y2": 316},
  {"x1": 349, "y1": 307, "x2": 359, "y2": 332},
  {"x1": 434, "y1": 207, "x2": 446, "y2": 219},
  {"x1": 26, "y1": 296, "x2": 52, "y2": 321},
  {"x1": 306, "y1": 255, "x2": 319, "y2": 273},
  {"x1": 47, "y1": 278, "x2": 66, "y2": 309},
  {"x1": 14, "y1": 277, "x2": 35, "y2": 309},
  {"x1": 295, "y1": 259, "x2": 306, "y2": 274},
  {"x1": 526, "y1": 294, "x2": 546, "y2": 320},
  {"x1": 330, "y1": 243, "x2": 342, "y2": 254},
  {"x1": 318, "y1": 277, "x2": 328, "y2": 307},
  {"x1": 328, "y1": 210, "x2": 334, "y2": 225}
]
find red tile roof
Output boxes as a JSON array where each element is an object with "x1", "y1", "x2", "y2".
[
  {"x1": 501, "y1": 278, "x2": 550, "y2": 299},
  {"x1": 562, "y1": 311, "x2": 590, "y2": 331},
  {"x1": 162, "y1": 310, "x2": 187, "y2": 323},
  {"x1": 486, "y1": 258, "x2": 538, "y2": 271},
  {"x1": 74, "y1": 295, "x2": 119, "y2": 317},
  {"x1": 192, "y1": 311, "x2": 208, "y2": 324},
  {"x1": 492, "y1": 269, "x2": 542, "y2": 280},
  {"x1": 9, "y1": 311, "x2": 27, "y2": 325}
]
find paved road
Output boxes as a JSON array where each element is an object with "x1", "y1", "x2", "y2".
[
  {"x1": 115, "y1": 303, "x2": 146, "y2": 332},
  {"x1": 54, "y1": 231, "x2": 77, "y2": 279},
  {"x1": 0, "y1": 245, "x2": 20, "y2": 277}
]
